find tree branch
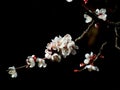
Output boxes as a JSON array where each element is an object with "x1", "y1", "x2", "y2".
[
  {"x1": 115, "y1": 27, "x2": 120, "y2": 50},
  {"x1": 94, "y1": 41, "x2": 107, "y2": 62},
  {"x1": 75, "y1": 20, "x2": 95, "y2": 42}
]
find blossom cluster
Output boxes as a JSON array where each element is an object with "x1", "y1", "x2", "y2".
[
  {"x1": 26, "y1": 55, "x2": 47, "y2": 68},
  {"x1": 45, "y1": 34, "x2": 79, "y2": 62},
  {"x1": 8, "y1": 55, "x2": 47, "y2": 78},
  {"x1": 7, "y1": 0, "x2": 119, "y2": 79},
  {"x1": 84, "y1": 8, "x2": 107, "y2": 23},
  {"x1": 8, "y1": 34, "x2": 78, "y2": 78},
  {"x1": 80, "y1": 52, "x2": 99, "y2": 72}
]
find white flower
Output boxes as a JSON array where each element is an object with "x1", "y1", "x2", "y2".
[
  {"x1": 51, "y1": 53, "x2": 61, "y2": 62},
  {"x1": 26, "y1": 55, "x2": 36, "y2": 68},
  {"x1": 95, "y1": 8, "x2": 107, "y2": 21},
  {"x1": 84, "y1": 14, "x2": 92, "y2": 23},
  {"x1": 8, "y1": 66, "x2": 17, "y2": 78},
  {"x1": 36, "y1": 58, "x2": 47, "y2": 68},
  {"x1": 84, "y1": 65, "x2": 99, "y2": 72},
  {"x1": 84, "y1": 52, "x2": 93, "y2": 64}
]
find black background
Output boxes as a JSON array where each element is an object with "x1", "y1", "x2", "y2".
[{"x1": 0, "y1": 0, "x2": 120, "y2": 89}]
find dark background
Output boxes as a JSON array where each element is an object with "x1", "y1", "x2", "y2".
[{"x1": 0, "y1": 0, "x2": 120, "y2": 89}]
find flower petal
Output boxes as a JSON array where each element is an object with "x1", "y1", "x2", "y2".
[
  {"x1": 90, "y1": 52, "x2": 93, "y2": 56},
  {"x1": 84, "y1": 59, "x2": 90, "y2": 64},
  {"x1": 85, "y1": 53, "x2": 90, "y2": 59}
]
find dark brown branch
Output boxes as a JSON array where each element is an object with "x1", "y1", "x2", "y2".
[
  {"x1": 75, "y1": 20, "x2": 95, "y2": 42},
  {"x1": 107, "y1": 21, "x2": 120, "y2": 26},
  {"x1": 94, "y1": 42, "x2": 107, "y2": 62},
  {"x1": 115, "y1": 27, "x2": 120, "y2": 50}
]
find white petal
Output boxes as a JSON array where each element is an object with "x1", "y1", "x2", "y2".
[
  {"x1": 67, "y1": 41, "x2": 74, "y2": 48},
  {"x1": 85, "y1": 65, "x2": 91, "y2": 69},
  {"x1": 85, "y1": 17, "x2": 92, "y2": 23},
  {"x1": 98, "y1": 14, "x2": 107, "y2": 21},
  {"x1": 29, "y1": 63, "x2": 35, "y2": 68},
  {"x1": 11, "y1": 73, "x2": 17, "y2": 78},
  {"x1": 95, "y1": 9, "x2": 100, "y2": 15},
  {"x1": 91, "y1": 65, "x2": 96, "y2": 70},
  {"x1": 85, "y1": 53, "x2": 90, "y2": 59},
  {"x1": 66, "y1": 0, "x2": 73, "y2": 2},
  {"x1": 45, "y1": 53, "x2": 52, "y2": 59},
  {"x1": 100, "y1": 8, "x2": 106, "y2": 14},
  {"x1": 84, "y1": 14, "x2": 92, "y2": 23},
  {"x1": 46, "y1": 43, "x2": 52, "y2": 50},
  {"x1": 85, "y1": 65, "x2": 92, "y2": 71},
  {"x1": 64, "y1": 34, "x2": 72, "y2": 42},
  {"x1": 90, "y1": 52, "x2": 93, "y2": 56},
  {"x1": 96, "y1": 67, "x2": 99, "y2": 71},
  {"x1": 61, "y1": 48, "x2": 69, "y2": 58},
  {"x1": 28, "y1": 58, "x2": 35, "y2": 68},
  {"x1": 45, "y1": 49, "x2": 52, "y2": 54},
  {"x1": 85, "y1": 65, "x2": 99, "y2": 72},
  {"x1": 94, "y1": 66, "x2": 99, "y2": 71},
  {"x1": 38, "y1": 64, "x2": 43, "y2": 68},
  {"x1": 43, "y1": 64, "x2": 47, "y2": 68},
  {"x1": 84, "y1": 59, "x2": 90, "y2": 64}
]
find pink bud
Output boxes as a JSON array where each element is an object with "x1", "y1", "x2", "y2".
[
  {"x1": 32, "y1": 55, "x2": 37, "y2": 62},
  {"x1": 83, "y1": 0, "x2": 88, "y2": 4},
  {"x1": 74, "y1": 69, "x2": 80, "y2": 72},
  {"x1": 99, "y1": 55, "x2": 104, "y2": 58},
  {"x1": 80, "y1": 63, "x2": 85, "y2": 67}
]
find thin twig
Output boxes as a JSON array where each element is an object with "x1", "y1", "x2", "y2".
[
  {"x1": 108, "y1": 21, "x2": 120, "y2": 26},
  {"x1": 15, "y1": 65, "x2": 28, "y2": 70},
  {"x1": 6, "y1": 65, "x2": 27, "y2": 72},
  {"x1": 74, "y1": 68, "x2": 85, "y2": 72},
  {"x1": 115, "y1": 27, "x2": 120, "y2": 50},
  {"x1": 75, "y1": 20, "x2": 95, "y2": 42},
  {"x1": 94, "y1": 42, "x2": 107, "y2": 62}
]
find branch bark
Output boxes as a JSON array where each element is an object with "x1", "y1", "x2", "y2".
[
  {"x1": 75, "y1": 20, "x2": 95, "y2": 42},
  {"x1": 94, "y1": 42, "x2": 107, "y2": 62},
  {"x1": 115, "y1": 27, "x2": 120, "y2": 50}
]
